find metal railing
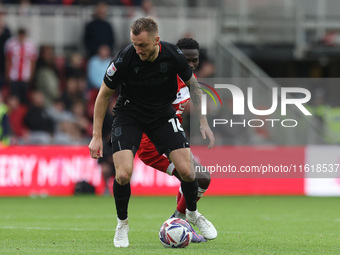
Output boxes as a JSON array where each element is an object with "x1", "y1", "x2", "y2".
[
  {"x1": 218, "y1": 0, "x2": 340, "y2": 58},
  {"x1": 212, "y1": 40, "x2": 324, "y2": 145}
]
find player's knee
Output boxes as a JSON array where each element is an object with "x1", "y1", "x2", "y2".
[
  {"x1": 197, "y1": 172, "x2": 211, "y2": 189},
  {"x1": 115, "y1": 172, "x2": 131, "y2": 185},
  {"x1": 177, "y1": 167, "x2": 194, "y2": 182},
  {"x1": 170, "y1": 149, "x2": 194, "y2": 181}
]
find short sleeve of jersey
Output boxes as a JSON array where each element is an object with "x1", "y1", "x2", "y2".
[
  {"x1": 103, "y1": 46, "x2": 131, "y2": 89},
  {"x1": 173, "y1": 46, "x2": 192, "y2": 83}
]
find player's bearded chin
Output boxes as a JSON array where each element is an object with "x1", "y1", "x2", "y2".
[{"x1": 144, "y1": 48, "x2": 156, "y2": 61}]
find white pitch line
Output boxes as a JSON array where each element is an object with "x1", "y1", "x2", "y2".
[
  {"x1": 0, "y1": 215, "x2": 114, "y2": 220},
  {"x1": 0, "y1": 226, "x2": 159, "y2": 232},
  {"x1": 0, "y1": 226, "x2": 113, "y2": 232}
]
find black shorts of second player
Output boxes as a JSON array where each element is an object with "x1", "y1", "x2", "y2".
[{"x1": 111, "y1": 113, "x2": 189, "y2": 157}]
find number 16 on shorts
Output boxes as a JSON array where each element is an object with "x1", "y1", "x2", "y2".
[{"x1": 168, "y1": 118, "x2": 183, "y2": 132}]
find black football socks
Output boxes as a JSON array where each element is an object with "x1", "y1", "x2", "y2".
[
  {"x1": 113, "y1": 179, "x2": 131, "y2": 220},
  {"x1": 181, "y1": 178, "x2": 198, "y2": 212}
]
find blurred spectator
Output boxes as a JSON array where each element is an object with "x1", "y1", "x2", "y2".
[
  {"x1": 196, "y1": 49, "x2": 215, "y2": 78},
  {"x1": 5, "y1": 28, "x2": 37, "y2": 104},
  {"x1": 7, "y1": 95, "x2": 28, "y2": 138},
  {"x1": 72, "y1": 0, "x2": 122, "y2": 4},
  {"x1": 0, "y1": 8, "x2": 11, "y2": 89},
  {"x1": 0, "y1": 93, "x2": 10, "y2": 146},
  {"x1": 127, "y1": 0, "x2": 161, "y2": 37},
  {"x1": 131, "y1": 0, "x2": 158, "y2": 18},
  {"x1": 38, "y1": 0, "x2": 63, "y2": 4},
  {"x1": 120, "y1": 0, "x2": 143, "y2": 6},
  {"x1": 46, "y1": 98, "x2": 74, "y2": 125},
  {"x1": 61, "y1": 77, "x2": 85, "y2": 110},
  {"x1": 86, "y1": 87, "x2": 98, "y2": 120},
  {"x1": 72, "y1": 0, "x2": 96, "y2": 4},
  {"x1": 62, "y1": 0, "x2": 75, "y2": 4},
  {"x1": 65, "y1": 51, "x2": 85, "y2": 79},
  {"x1": 70, "y1": 99, "x2": 92, "y2": 138},
  {"x1": 18, "y1": 0, "x2": 33, "y2": 16},
  {"x1": 46, "y1": 98, "x2": 84, "y2": 144},
  {"x1": 23, "y1": 90, "x2": 54, "y2": 144},
  {"x1": 34, "y1": 45, "x2": 60, "y2": 107},
  {"x1": 87, "y1": 44, "x2": 111, "y2": 90},
  {"x1": 98, "y1": 97, "x2": 116, "y2": 194},
  {"x1": 320, "y1": 30, "x2": 340, "y2": 46},
  {"x1": 83, "y1": 1, "x2": 115, "y2": 58},
  {"x1": 1, "y1": 1, "x2": 19, "y2": 3}
]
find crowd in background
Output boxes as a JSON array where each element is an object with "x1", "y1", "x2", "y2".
[
  {"x1": 0, "y1": 0, "x2": 145, "y2": 6},
  {"x1": 0, "y1": 1, "x2": 122, "y2": 146},
  {"x1": 0, "y1": 1, "x2": 215, "y2": 146},
  {"x1": 4, "y1": 1, "x2": 338, "y2": 147}
]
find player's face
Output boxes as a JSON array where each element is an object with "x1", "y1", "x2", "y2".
[
  {"x1": 131, "y1": 31, "x2": 160, "y2": 62},
  {"x1": 181, "y1": 49, "x2": 199, "y2": 72}
]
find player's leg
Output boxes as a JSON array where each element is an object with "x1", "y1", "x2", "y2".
[
  {"x1": 137, "y1": 135, "x2": 207, "y2": 243},
  {"x1": 145, "y1": 117, "x2": 198, "y2": 213},
  {"x1": 137, "y1": 134, "x2": 176, "y2": 175},
  {"x1": 146, "y1": 116, "x2": 217, "y2": 240},
  {"x1": 169, "y1": 147, "x2": 197, "y2": 210},
  {"x1": 113, "y1": 149, "x2": 134, "y2": 216},
  {"x1": 111, "y1": 116, "x2": 143, "y2": 248},
  {"x1": 137, "y1": 135, "x2": 211, "y2": 218},
  {"x1": 112, "y1": 149, "x2": 133, "y2": 248},
  {"x1": 170, "y1": 148, "x2": 217, "y2": 240},
  {"x1": 173, "y1": 161, "x2": 211, "y2": 218}
]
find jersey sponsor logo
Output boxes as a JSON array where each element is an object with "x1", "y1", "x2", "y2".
[
  {"x1": 106, "y1": 62, "x2": 117, "y2": 76},
  {"x1": 128, "y1": 76, "x2": 168, "y2": 87},
  {"x1": 160, "y1": 63, "x2": 168, "y2": 73},
  {"x1": 134, "y1": 66, "x2": 139, "y2": 74}
]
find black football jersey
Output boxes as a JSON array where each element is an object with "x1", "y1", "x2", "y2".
[{"x1": 103, "y1": 41, "x2": 192, "y2": 119}]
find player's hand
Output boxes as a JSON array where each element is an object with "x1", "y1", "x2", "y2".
[
  {"x1": 89, "y1": 136, "x2": 103, "y2": 159},
  {"x1": 200, "y1": 118, "x2": 215, "y2": 149}
]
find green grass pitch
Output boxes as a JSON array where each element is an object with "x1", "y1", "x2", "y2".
[{"x1": 1, "y1": 196, "x2": 339, "y2": 255}]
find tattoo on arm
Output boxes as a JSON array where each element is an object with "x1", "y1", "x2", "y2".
[{"x1": 189, "y1": 76, "x2": 203, "y2": 119}]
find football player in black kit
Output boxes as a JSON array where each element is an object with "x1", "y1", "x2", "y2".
[{"x1": 89, "y1": 17, "x2": 217, "y2": 247}]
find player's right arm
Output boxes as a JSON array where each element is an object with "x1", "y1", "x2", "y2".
[
  {"x1": 89, "y1": 46, "x2": 128, "y2": 158},
  {"x1": 89, "y1": 82, "x2": 115, "y2": 159}
]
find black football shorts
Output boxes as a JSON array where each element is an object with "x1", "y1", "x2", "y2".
[{"x1": 111, "y1": 112, "x2": 189, "y2": 156}]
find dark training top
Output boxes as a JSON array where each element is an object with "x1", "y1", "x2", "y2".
[{"x1": 103, "y1": 41, "x2": 192, "y2": 120}]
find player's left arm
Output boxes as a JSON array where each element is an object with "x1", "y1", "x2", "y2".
[{"x1": 185, "y1": 74, "x2": 215, "y2": 149}]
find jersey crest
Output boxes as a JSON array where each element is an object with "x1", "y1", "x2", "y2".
[
  {"x1": 113, "y1": 127, "x2": 122, "y2": 137},
  {"x1": 160, "y1": 63, "x2": 168, "y2": 73}
]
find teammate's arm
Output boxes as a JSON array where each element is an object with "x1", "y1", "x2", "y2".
[
  {"x1": 89, "y1": 82, "x2": 115, "y2": 159},
  {"x1": 185, "y1": 74, "x2": 215, "y2": 149}
]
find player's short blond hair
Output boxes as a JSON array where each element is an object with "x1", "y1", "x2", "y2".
[{"x1": 130, "y1": 17, "x2": 158, "y2": 36}]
